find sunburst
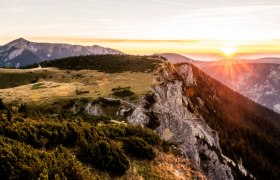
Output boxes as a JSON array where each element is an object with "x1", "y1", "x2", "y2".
[{"x1": 220, "y1": 46, "x2": 237, "y2": 57}]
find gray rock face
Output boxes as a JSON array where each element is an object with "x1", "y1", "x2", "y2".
[
  {"x1": 127, "y1": 63, "x2": 234, "y2": 180},
  {"x1": 85, "y1": 103, "x2": 105, "y2": 116}
]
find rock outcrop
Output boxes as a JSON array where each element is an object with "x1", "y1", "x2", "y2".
[{"x1": 127, "y1": 63, "x2": 234, "y2": 180}]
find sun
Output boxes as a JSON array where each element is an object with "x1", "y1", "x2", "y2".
[{"x1": 220, "y1": 46, "x2": 237, "y2": 57}]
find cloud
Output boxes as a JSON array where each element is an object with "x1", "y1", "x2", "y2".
[
  {"x1": 0, "y1": 0, "x2": 26, "y2": 14},
  {"x1": 31, "y1": 37, "x2": 201, "y2": 44},
  {"x1": 77, "y1": 39, "x2": 200, "y2": 44}
]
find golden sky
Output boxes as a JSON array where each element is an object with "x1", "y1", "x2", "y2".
[{"x1": 1, "y1": 0, "x2": 280, "y2": 60}]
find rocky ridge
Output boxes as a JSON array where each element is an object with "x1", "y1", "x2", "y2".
[{"x1": 126, "y1": 63, "x2": 235, "y2": 180}]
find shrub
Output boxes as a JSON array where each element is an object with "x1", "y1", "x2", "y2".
[
  {"x1": 112, "y1": 87, "x2": 135, "y2": 97},
  {"x1": 146, "y1": 111, "x2": 160, "y2": 130},
  {"x1": 31, "y1": 83, "x2": 46, "y2": 90},
  {"x1": 6, "y1": 109, "x2": 12, "y2": 121},
  {"x1": 18, "y1": 103, "x2": 28, "y2": 113},
  {"x1": 102, "y1": 124, "x2": 161, "y2": 145},
  {"x1": 0, "y1": 121, "x2": 84, "y2": 148},
  {"x1": 80, "y1": 140, "x2": 129, "y2": 175},
  {"x1": 76, "y1": 89, "x2": 89, "y2": 95},
  {"x1": 143, "y1": 94, "x2": 156, "y2": 109},
  {"x1": 0, "y1": 137, "x2": 92, "y2": 180},
  {"x1": 0, "y1": 99, "x2": 5, "y2": 110},
  {"x1": 0, "y1": 119, "x2": 160, "y2": 177},
  {"x1": 125, "y1": 125, "x2": 161, "y2": 145},
  {"x1": 123, "y1": 136, "x2": 156, "y2": 160}
]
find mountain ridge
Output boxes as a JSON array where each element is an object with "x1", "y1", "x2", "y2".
[
  {"x1": 0, "y1": 38, "x2": 123, "y2": 67},
  {"x1": 198, "y1": 63, "x2": 280, "y2": 114},
  {"x1": 159, "y1": 53, "x2": 194, "y2": 64},
  {"x1": 162, "y1": 53, "x2": 280, "y2": 114}
]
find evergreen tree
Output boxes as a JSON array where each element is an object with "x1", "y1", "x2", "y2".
[
  {"x1": 18, "y1": 103, "x2": 27, "y2": 113},
  {"x1": 0, "y1": 98, "x2": 5, "y2": 110},
  {"x1": 6, "y1": 109, "x2": 12, "y2": 121}
]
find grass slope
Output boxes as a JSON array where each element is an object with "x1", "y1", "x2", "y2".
[
  {"x1": 0, "y1": 55, "x2": 163, "y2": 106},
  {"x1": 0, "y1": 68, "x2": 158, "y2": 106}
]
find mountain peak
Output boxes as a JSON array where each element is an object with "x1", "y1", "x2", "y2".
[
  {"x1": 16, "y1": 37, "x2": 28, "y2": 41},
  {"x1": 159, "y1": 53, "x2": 194, "y2": 64},
  {"x1": 12, "y1": 37, "x2": 29, "y2": 43},
  {"x1": 5, "y1": 38, "x2": 29, "y2": 46}
]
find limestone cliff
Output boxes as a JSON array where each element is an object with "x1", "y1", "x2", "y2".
[{"x1": 127, "y1": 63, "x2": 234, "y2": 180}]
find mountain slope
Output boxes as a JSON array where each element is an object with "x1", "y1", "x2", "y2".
[
  {"x1": 1, "y1": 55, "x2": 279, "y2": 179},
  {"x1": 0, "y1": 38, "x2": 123, "y2": 67},
  {"x1": 0, "y1": 55, "x2": 208, "y2": 180},
  {"x1": 120, "y1": 61, "x2": 279, "y2": 179},
  {"x1": 159, "y1": 53, "x2": 194, "y2": 64},
  {"x1": 200, "y1": 62, "x2": 280, "y2": 113},
  {"x1": 251, "y1": 57, "x2": 280, "y2": 64},
  {"x1": 127, "y1": 61, "x2": 280, "y2": 179},
  {"x1": 162, "y1": 54, "x2": 280, "y2": 114},
  {"x1": 194, "y1": 57, "x2": 280, "y2": 68},
  {"x1": 173, "y1": 63, "x2": 280, "y2": 179}
]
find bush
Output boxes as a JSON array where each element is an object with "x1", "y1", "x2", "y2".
[
  {"x1": 6, "y1": 109, "x2": 12, "y2": 121},
  {"x1": 146, "y1": 111, "x2": 160, "y2": 130},
  {"x1": 0, "y1": 99, "x2": 5, "y2": 110},
  {"x1": 102, "y1": 124, "x2": 161, "y2": 145},
  {"x1": 112, "y1": 87, "x2": 135, "y2": 97},
  {"x1": 0, "y1": 119, "x2": 160, "y2": 177},
  {"x1": 80, "y1": 140, "x2": 129, "y2": 175},
  {"x1": 18, "y1": 103, "x2": 28, "y2": 113},
  {"x1": 125, "y1": 125, "x2": 161, "y2": 145},
  {"x1": 0, "y1": 121, "x2": 84, "y2": 148},
  {"x1": 0, "y1": 137, "x2": 92, "y2": 180},
  {"x1": 123, "y1": 136, "x2": 156, "y2": 160},
  {"x1": 76, "y1": 89, "x2": 89, "y2": 95},
  {"x1": 31, "y1": 83, "x2": 46, "y2": 90}
]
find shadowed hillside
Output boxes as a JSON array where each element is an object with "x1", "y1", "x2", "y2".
[
  {"x1": 25, "y1": 55, "x2": 164, "y2": 73},
  {"x1": 173, "y1": 63, "x2": 280, "y2": 179}
]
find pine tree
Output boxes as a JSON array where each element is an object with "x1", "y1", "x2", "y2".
[
  {"x1": 0, "y1": 98, "x2": 5, "y2": 110},
  {"x1": 6, "y1": 109, "x2": 12, "y2": 121}
]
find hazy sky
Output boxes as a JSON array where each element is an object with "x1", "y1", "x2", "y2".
[{"x1": 1, "y1": 0, "x2": 280, "y2": 58}]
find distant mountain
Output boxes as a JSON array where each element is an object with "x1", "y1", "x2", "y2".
[
  {"x1": 194, "y1": 57, "x2": 280, "y2": 68},
  {"x1": 199, "y1": 61, "x2": 280, "y2": 114},
  {"x1": 164, "y1": 54, "x2": 280, "y2": 114},
  {"x1": 0, "y1": 38, "x2": 123, "y2": 67},
  {"x1": 252, "y1": 57, "x2": 280, "y2": 64},
  {"x1": 193, "y1": 59, "x2": 246, "y2": 68},
  {"x1": 159, "y1": 53, "x2": 194, "y2": 64}
]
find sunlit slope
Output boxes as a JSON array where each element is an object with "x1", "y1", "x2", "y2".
[
  {"x1": 200, "y1": 62, "x2": 280, "y2": 113},
  {"x1": 0, "y1": 55, "x2": 163, "y2": 106}
]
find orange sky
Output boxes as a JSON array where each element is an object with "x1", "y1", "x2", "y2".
[
  {"x1": 1, "y1": 37, "x2": 278, "y2": 60},
  {"x1": 1, "y1": 0, "x2": 280, "y2": 60}
]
